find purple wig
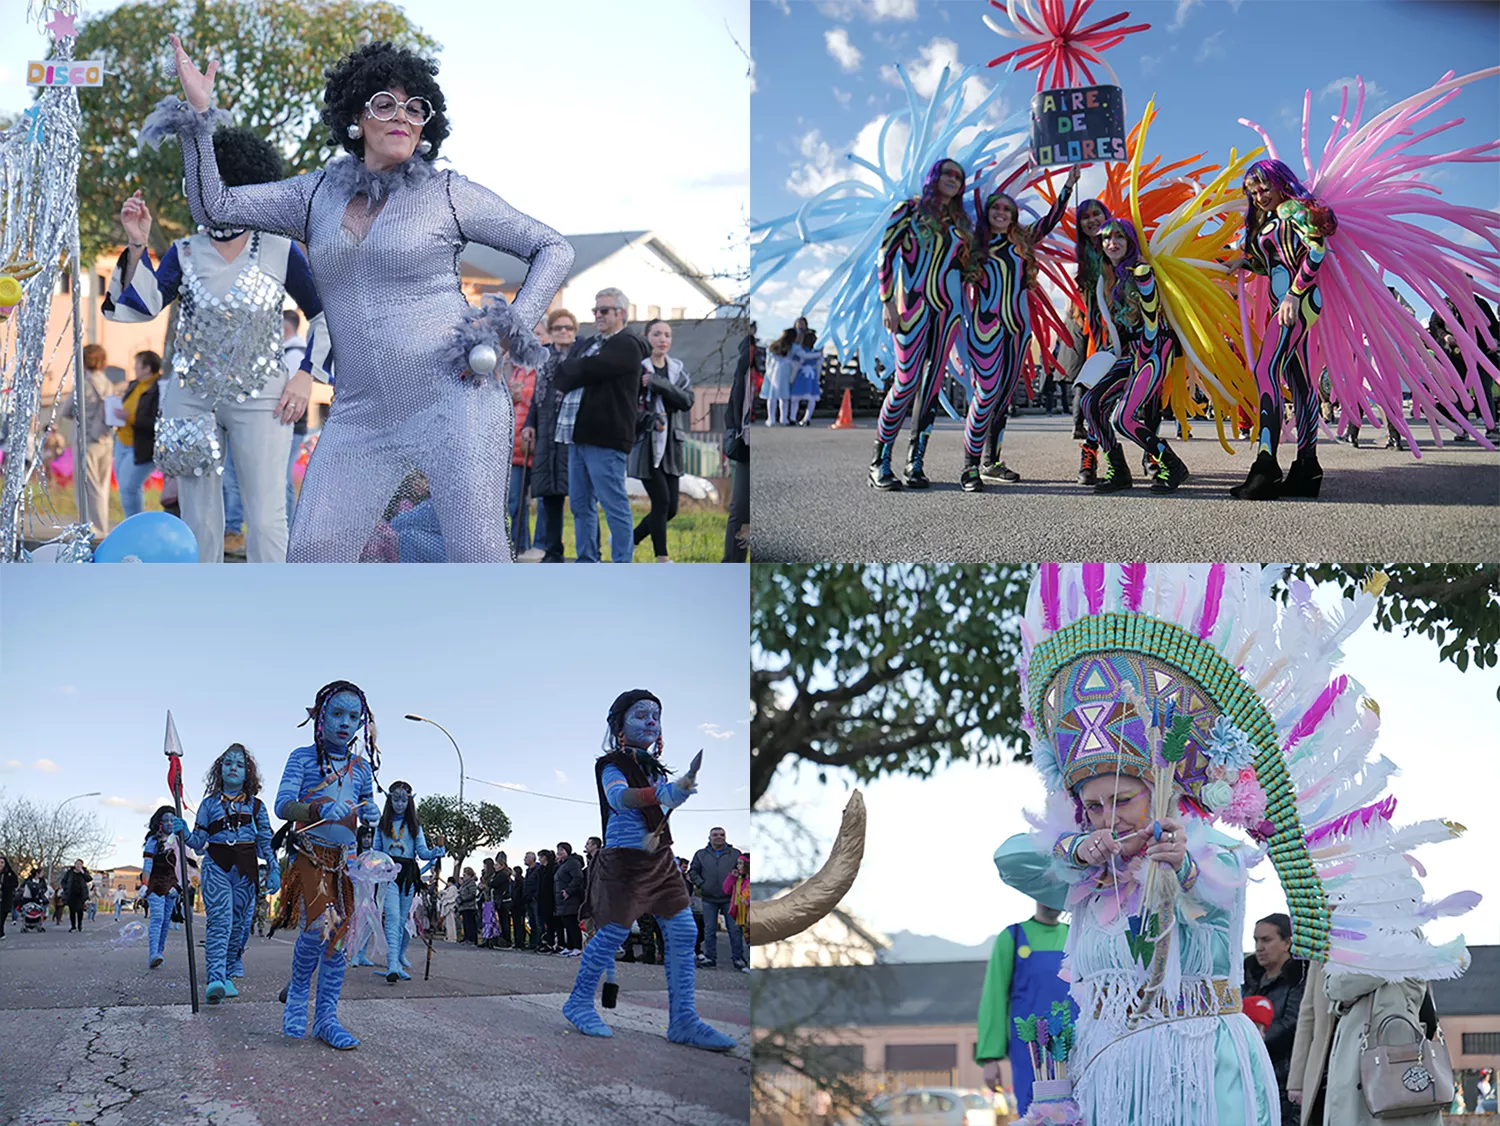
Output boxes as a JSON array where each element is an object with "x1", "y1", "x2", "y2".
[
  {"x1": 1097, "y1": 217, "x2": 1144, "y2": 313},
  {"x1": 1073, "y1": 197, "x2": 1111, "y2": 291},
  {"x1": 915, "y1": 158, "x2": 974, "y2": 244},
  {"x1": 1243, "y1": 159, "x2": 1337, "y2": 236}
]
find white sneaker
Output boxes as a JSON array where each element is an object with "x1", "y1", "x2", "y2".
[{"x1": 516, "y1": 548, "x2": 545, "y2": 563}]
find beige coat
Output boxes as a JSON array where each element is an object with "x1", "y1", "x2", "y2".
[
  {"x1": 1288, "y1": 960, "x2": 1335, "y2": 1126},
  {"x1": 1324, "y1": 969, "x2": 1441, "y2": 1126}
]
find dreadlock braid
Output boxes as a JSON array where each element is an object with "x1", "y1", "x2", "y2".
[
  {"x1": 301, "y1": 680, "x2": 382, "y2": 791},
  {"x1": 602, "y1": 688, "x2": 670, "y2": 780}
]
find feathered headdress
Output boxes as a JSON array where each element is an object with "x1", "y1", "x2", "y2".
[{"x1": 1019, "y1": 562, "x2": 1476, "y2": 982}]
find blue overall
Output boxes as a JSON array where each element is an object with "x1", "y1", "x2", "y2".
[
  {"x1": 185, "y1": 794, "x2": 273, "y2": 993},
  {"x1": 1006, "y1": 922, "x2": 1075, "y2": 1115},
  {"x1": 372, "y1": 823, "x2": 441, "y2": 978}
]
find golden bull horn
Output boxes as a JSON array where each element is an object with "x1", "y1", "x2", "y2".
[{"x1": 750, "y1": 790, "x2": 866, "y2": 946}]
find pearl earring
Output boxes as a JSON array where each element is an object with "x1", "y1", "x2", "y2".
[
  {"x1": 346, "y1": 123, "x2": 362, "y2": 140},
  {"x1": 418, "y1": 139, "x2": 432, "y2": 155}
]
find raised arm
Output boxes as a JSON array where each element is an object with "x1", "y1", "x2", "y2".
[
  {"x1": 1029, "y1": 166, "x2": 1078, "y2": 242},
  {"x1": 103, "y1": 242, "x2": 183, "y2": 324},
  {"x1": 444, "y1": 172, "x2": 573, "y2": 333}
]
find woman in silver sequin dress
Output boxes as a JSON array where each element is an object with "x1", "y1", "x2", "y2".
[{"x1": 167, "y1": 36, "x2": 573, "y2": 562}]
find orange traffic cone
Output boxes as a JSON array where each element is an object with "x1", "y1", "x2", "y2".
[{"x1": 829, "y1": 389, "x2": 856, "y2": 429}]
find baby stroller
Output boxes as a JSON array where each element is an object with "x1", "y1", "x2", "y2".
[{"x1": 21, "y1": 898, "x2": 47, "y2": 932}]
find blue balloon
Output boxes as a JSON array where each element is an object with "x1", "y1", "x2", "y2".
[{"x1": 92, "y1": 512, "x2": 198, "y2": 563}]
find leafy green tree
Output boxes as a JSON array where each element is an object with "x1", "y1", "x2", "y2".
[
  {"x1": 415, "y1": 794, "x2": 511, "y2": 875},
  {"x1": 752, "y1": 564, "x2": 1499, "y2": 805},
  {"x1": 71, "y1": 0, "x2": 438, "y2": 264}
]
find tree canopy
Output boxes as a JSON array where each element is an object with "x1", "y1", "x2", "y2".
[
  {"x1": 415, "y1": 794, "x2": 511, "y2": 875},
  {"x1": 752, "y1": 563, "x2": 1498, "y2": 806},
  {"x1": 71, "y1": 0, "x2": 438, "y2": 263}
]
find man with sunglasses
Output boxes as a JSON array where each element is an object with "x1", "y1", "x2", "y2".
[{"x1": 553, "y1": 289, "x2": 649, "y2": 562}]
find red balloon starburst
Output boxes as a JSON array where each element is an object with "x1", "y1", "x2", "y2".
[{"x1": 985, "y1": 0, "x2": 1151, "y2": 91}]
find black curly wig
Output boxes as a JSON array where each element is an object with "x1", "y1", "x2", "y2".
[
  {"x1": 212, "y1": 126, "x2": 284, "y2": 187},
  {"x1": 320, "y1": 42, "x2": 450, "y2": 164}
]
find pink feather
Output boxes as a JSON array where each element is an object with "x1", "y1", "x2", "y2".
[
  {"x1": 1305, "y1": 795, "x2": 1397, "y2": 847},
  {"x1": 1196, "y1": 563, "x2": 1225, "y2": 639},
  {"x1": 1041, "y1": 563, "x2": 1061, "y2": 630},
  {"x1": 1083, "y1": 562, "x2": 1105, "y2": 615},
  {"x1": 1121, "y1": 563, "x2": 1145, "y2": 612},
  {"x1": 1283, "y1": 675, "x2": 1349, "y2": 751}
]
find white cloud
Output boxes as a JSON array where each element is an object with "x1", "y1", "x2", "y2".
[
  {"x1": 816, "y1": 0, "x2": 918, "y2": 21},
  {"x1": 832, "y1": 86, "x2": 853, "y2": 108},
  {"x1": 768, "y1": 0, "x2": 790, "y2": 12},
  {"x1": 102, "y1": 795, "x2": 166, "y2": 815},
  {"x1": 60, "y1": 685, "x2": 77, "y2": 695},
  {"x1": 785, "y1": 128, "x2": 841, "y2": 198},
  {"x1": 749, "y1": 58, "x2": 757, "y2": 95},
  {"x1": 1319, "y1": 76, "x2": 1387, "y2": 103},
  {"x1": 1, "y1": 760, "x2": 20, "y2": 773},
  {"x1": 1139, "y1": 45, "x2": 1176, "y2": 76},
  {"x1": 32, "y1": 758, "x2": 61, "y2": 773},
  {"x1": 699, "y1": 723, "x2": 737, "y2": 740},
  {"x1": 879, "y1": 38, "x2": 994, "y2": 120},
  {"x1": 1196, "y1": 30, "x2": 1227, "y2": 63},
  {"x1": 1168, "y1": 0, "x2": 1202, "y2": 31},
  {"x1": 825, "y1": 28, "x2": 863, "y2": 73},
  {"x1": 1227, "y1": 0, "x2": 1244, "y2": 9},
  {"x1": 554, "y1": 770, "x2": 568, "y2": 786}
]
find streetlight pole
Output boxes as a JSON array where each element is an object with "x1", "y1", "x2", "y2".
[
  {"x1": 404, "y1": 714, "x2": 464, "y2": 869},
  {"x1": 48, "y1": 791, "x2": 101, "y2": 889}
]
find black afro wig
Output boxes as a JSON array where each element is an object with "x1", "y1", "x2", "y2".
[
  {"x1": 212, "y1": 125, "x2": 284, "y2": 188},
  {"x1": 320, "y1": 42, "x2": 450, "y2": 164}
]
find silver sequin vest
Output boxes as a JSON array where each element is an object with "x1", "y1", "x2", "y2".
[{"x1": 172, "y1": 231, "x2": 284, "y2": 403}]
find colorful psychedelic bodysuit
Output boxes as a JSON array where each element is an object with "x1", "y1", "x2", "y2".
[
  {"x1": 1245, "y1": 200, "x2": 1327, "y2": 459},
  {"x1": 961, "y1": 185, "x2": 1073, "y2": 460},
  {"x1": 875, "y1": 200, "x2": 969, "y2": 448}
]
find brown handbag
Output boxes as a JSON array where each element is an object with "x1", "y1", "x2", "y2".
[{"x1": 1358, "y1": 999, "x2": 1454, "y2": 1119}]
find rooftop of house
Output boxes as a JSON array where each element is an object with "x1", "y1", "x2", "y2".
[
  {"x1": 462, "y1": 230, "x2": 733, "y2": 309},
  {"x1": 755, "y1": 945, "x2": 1500, "y2": 1027}
]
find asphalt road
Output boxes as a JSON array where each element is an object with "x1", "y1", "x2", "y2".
[
  {"x1": 0, "y1": 912, "x2": 750, "y2": 1126},
  {"x1": 750, "y1": 414, "x2": 1500, "y2": 562}
]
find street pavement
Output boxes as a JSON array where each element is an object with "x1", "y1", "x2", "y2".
[
  {"x1": 751, "y1": 413, "x2": 1500, "y2": 562},
  {"x1": 0, "y1": 912, "x2": 750, "y2": 1126}
]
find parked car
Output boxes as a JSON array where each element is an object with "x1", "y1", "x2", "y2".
[{"x1": 861, "y1": 1087, "x2": 998, "y2": 1126}]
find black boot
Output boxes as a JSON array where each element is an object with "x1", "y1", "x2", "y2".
[
  {"x1": 1280, "y1": 453, "x2": 1323, "y2": 498},
  {"x1": 1094, "y1": 446, "x2": 1133, "y2": 493},
  {"x1": 1149, "y1": 445, "x2": 1191, "y2": 493},
  {"x1": 904, "y1": 430, "x2": 931, "y2": 489},
  {"x1": 868, "y1": 440, "x2": 901, "y2": 490},
  {"x1": 1230, "y1": 450, "x2": 1282, "y2": 500},
  {"x1": 1076, "y1": 444, "x2": 1098, "y2": 486},
  {"x1": 960, "y1": 454, "x2": 984, "y2": 492}
]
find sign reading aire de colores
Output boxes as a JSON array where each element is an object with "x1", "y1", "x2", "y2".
[{"x1": 1030, "y1": 84, "x2": 1127, "y2": 167}]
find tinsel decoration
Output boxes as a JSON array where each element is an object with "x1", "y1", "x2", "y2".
[{"x1": 0, "y1": 2, "x2": 90, "y2": 560}]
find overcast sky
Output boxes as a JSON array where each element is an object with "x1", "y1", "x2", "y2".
[
  {"x1": 757, "y1": 583, "x2": 1500, "y2": 957},
  {"x1": 0, "y1": 0, "x2": 750, "y2": 290},
  {"x1": 1, "y1": 565, "x2": 750, "y2": 871}
]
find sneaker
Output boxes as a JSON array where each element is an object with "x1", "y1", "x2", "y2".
[
  {"x1": 516, "y1": 548, "x2": 546, "y2": 562},
  {"x1": 222, "y1": 531, "x2": 247, "y2": 557},
  {"x1": 980, "y1": 461, "x2": 1021, "y2": 483},
  {"x1": 732, "y1": 960, "x2": 748, "y2": 972}
]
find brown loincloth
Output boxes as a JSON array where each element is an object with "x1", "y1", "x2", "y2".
[
  {"x1": 271, "y1": 839, "x2": 353, "y2": 954},
  {"x1": 207, "y1": 842, "x2": 259, "y2": 884},
  {"x1": 582, "y1": 846, "x2": 689, "y2": 929}
]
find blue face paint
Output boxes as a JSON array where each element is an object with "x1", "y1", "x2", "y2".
[
  {"x1": 621, "y1": 700, "x2": 661, "y2": 749},
  {"x1": 391, "y1": 790, "x2": 410, "y2": 817},
  {"x1": 320, "y1": 690, "x2": 364, "y2": 753},
  {"x1": 221, "y1": 749, "x2": 246, "y2": 793}
]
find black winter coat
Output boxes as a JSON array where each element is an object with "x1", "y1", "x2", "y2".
[
  {"x1": 1243, "y1": 954, "x2": 1307, "y2": 1118},
  {"x1": 0, "y1": 865, "x2": 17, "y2": 906},
  {"x1": 553, "y1": 854, "x2": 586, "y2": 917},
  {"x1": 522, "y1": 863, "x2": 539, "y2": 905},
  {"x1": 554, "y1": 333, "x2": 651, "y2": 453},
  {"x1": 536, "y1": 862, "x2": 556, "y2": 920},
  {"x1": 524, "y1": 350, "x2": 571, "y2": 498},
  {"x1": 61, "y1": 868, "x2": 92, "y2": 905}
]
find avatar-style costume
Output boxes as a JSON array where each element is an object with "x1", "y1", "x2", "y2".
[
  {"x1": 273, "y1": 741, "x2": 377, "y2": 1047},
  {"x1": 372, "y1": 817, "x2": 441, "y2": 981},
  {"x1": 563, "y1": 745, "x2": 735, "y2": 1051},
  {"x1": 141, "y1": 829, "x2": 181, "y2": 968},
  {"x1": 185, "y1": 790, "x2": 274, "y2": 1000}
]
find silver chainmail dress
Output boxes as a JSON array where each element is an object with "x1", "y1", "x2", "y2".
[{"x1": 172, "y1": 102, "x2": 573, "y2": 562}]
